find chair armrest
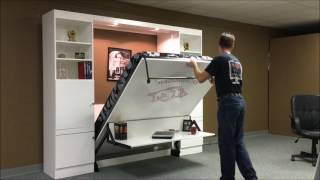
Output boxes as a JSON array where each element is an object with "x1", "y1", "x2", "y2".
[{"x1": 290, "y1": 115, "x2": 301, "y2": 133}]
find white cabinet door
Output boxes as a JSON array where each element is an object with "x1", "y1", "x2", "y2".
[
  {"x1": 56, "y1": 132, "x2": 94, "y2": 169},
  {"x1": 56, "y1": 80, "x2": 94, "y2": 130}
]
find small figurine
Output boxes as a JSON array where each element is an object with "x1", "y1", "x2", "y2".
[
  {"x1": 57, "y1": 53, "x2": 66, "y2": 58},
  {"x1": 75, "y1": 52, "x2": 85, "y2": 59},
  {"x1": 183, "y1": 42, "x2": 189, "y2": 51},
  {"x1": 67, "y1": 30, "x2": 76, "y2": 41}
]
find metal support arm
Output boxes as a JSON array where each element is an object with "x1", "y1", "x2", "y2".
[{"x1": 143, "y1": 57, "x2": 195, "y2": 84}]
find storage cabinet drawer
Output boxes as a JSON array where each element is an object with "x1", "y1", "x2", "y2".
[
  {"x1": 180, "y1": 146, "x2": 203, "y2": 156},
  {"x1": 56, "y1": 132, "x2": 94, "y2": 169},
  {"x1": 181, "y1": 137, "x2": 203, "y2": 148}
]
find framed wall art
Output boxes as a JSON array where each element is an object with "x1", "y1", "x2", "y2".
[{"x1": 107, "y1": 47, "x2": 132, "y2": 81}]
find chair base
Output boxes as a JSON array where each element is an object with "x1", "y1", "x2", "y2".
[
  {"x1": 291, "y1": 138, "x2": 318, "y2": 167},
  {"x1": 291, "y1": 151, "x2": 318, "y2": 166}
]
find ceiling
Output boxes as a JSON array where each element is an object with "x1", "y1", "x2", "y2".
[{"x1": 119, "y1": 0, "x2": 320, "y2": 29}]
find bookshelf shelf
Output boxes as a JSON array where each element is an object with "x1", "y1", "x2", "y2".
[
  {"x1": 56, "y1": 40, "x2": 92, "y2": 46},
  {"x1": 56, "y1": 41, "x2": 92, "y2": 60},
  {"x1": 56, "y1": 58, "x2": 92, "y2": 61},
  {"x1": 56, "y1": 79, "x2": 93, "y2": 81},
  {"x1": 181, "y1": 50, "x2": 202, "y2": 55}
]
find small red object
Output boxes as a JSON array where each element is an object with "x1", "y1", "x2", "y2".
[{"x1": 190, "y1": 126, "x2": 197, "y2": 135}]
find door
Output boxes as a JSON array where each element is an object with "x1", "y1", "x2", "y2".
[
  {"x1": 56, "y1": 80, "x2": 94, "y2": 130},
  {"x1": 56, "y1": 132, "x2": 94, "y2": 169},
  {"x1": 269, "y1": 34, "x2": 320, "y2": 135}
]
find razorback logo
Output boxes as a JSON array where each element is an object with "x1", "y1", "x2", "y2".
[
  {"x1": 148, "y1": 86, "x2": 188, "y2": 102},
  {"x1": 157, "y1": 79, "x2": 199, "y2": 85}
]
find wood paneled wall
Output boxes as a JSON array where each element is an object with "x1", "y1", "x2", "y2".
[{"x1": 1, "y1": 0, "x2": 276, "y2": 168}]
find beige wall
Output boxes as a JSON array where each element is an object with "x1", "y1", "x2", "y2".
[
  {"x1": 269, "y1": 33, "x2": 320, "y2": 135},
  {"x1": 204, "y1": 30, "x2": 270, "y2": 132},
  {"x1": 94, "y1": 29, "x2": 157, "y2": 104},
  {"x1": 1, "y1": 0, "x2": 276, "y2": 169}
]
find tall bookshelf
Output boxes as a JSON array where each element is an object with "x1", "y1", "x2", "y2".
[{"x1": 43, "y1": 11, "x2": 95, "y2": 179}]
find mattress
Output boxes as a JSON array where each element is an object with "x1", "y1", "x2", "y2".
[
  {"x1": 95, "y1": 53, "x2": 143, "y2": 151},
  {"x1": 95, "y1": 52, "x2": 212, "y2": 153}
]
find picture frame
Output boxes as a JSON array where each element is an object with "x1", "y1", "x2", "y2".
[{"x1": 107, "y1": 47, "x2": 132, "y2": 81}]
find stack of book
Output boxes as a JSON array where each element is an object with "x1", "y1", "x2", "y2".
[
  {"x1": 114, "y1": 123, "x2": 127, "y2": 140},
  {"x1": 78, "y1": 61, "x2": 92, "y2": 79}
]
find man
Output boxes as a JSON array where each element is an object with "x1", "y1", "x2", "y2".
[{"x1": 187, "y1": 32, "x2": 257, "y2": 180}]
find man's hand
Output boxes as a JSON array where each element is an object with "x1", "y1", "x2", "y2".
[
  {"x1": 186, "y1": 58, "x2": 197, "y2": 68},
  {"x1": 186, "y1": 58, "x2": 210, "y2": 83},
  {"x1": 210, "y1": 77, "x2": 215, "y2": 85}
]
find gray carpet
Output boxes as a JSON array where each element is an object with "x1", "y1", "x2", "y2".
[{"x1": 3, "y1": 134, "x2": 317, "y2": 180}]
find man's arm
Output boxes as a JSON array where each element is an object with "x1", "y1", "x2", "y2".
[{"x1": 187, "y1": 60, "x2": 211, "y2": 83}]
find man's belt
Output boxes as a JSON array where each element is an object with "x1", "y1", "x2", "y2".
[{"x1": 219, "y1": 93, "x2": 241, "y2": 99}]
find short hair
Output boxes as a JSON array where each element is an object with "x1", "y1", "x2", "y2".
[{"x1": 219, "y1": 32, "x2": 235, "y2": 49}]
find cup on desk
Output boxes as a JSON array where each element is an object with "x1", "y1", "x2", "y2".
[{"x1": 190, "y1": 126, "x2": 197, "y2": 135}]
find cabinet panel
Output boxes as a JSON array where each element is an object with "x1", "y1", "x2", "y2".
[
  {"x1": 181, "y1": 118, "x2": 203, "y2": 148},
  {"x1": 180, "y1": 146, "x2": 203, "y2": 156},
  {"x1": 181, "y1": 138, "x2": 203, "y2": 148},
  {"x1": 56, "y1": 80, "x2": 94, "y2": 130},
  {"x1": 190, "y1": 100, "x2": 203, "y2": 118},
  {"x1": 56, "y1": 132, "x2": 94, "y2": 169}
]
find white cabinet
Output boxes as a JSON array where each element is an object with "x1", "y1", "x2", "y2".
[
  {"x1": 56, "y1": 132, "x2": 94, "y2": 169},
  {"x1": 43, "y1": 10, "x2": 94, "y2": 179}
]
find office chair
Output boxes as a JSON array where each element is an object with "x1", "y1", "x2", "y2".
[{"x1": 290, "y1": 95, "x2": 320, "y2": 166}]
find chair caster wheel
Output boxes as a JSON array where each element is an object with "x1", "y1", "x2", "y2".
[
  {"x1": 291, "y1": 156, "x2": 295, "y2": 161},
  {"x1": 312, "y1": 162, "x2": 316, "y2": 167}
]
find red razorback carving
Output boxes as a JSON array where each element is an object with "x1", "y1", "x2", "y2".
[{"x1": 148, "y1": 86, "x2": 188, "y2": 102}]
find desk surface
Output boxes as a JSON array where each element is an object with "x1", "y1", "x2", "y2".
[{"x1": 115, "y1": 131, "x2": 215, "y2": 148}]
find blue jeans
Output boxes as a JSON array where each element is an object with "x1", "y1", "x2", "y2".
[{"x1": 218, "y1": 95, "x2": 257, "y2": 180}]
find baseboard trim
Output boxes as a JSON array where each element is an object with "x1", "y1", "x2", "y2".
[
  {"x1": 0, "y1": 130, "x2": 269, "y2": 179},
  {"x1": 0, "y1": 164, "x2": 43, "y2": 179},
  {"x1": 204, "y1": 130, "x2": 269, "y2": 145},
  {"x1": 245, "y1": 130, "x2": 269, "y2": 137}
]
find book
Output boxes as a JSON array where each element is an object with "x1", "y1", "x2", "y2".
[
  {"x1": 86, "y1": 61, "x2": 92, "y2": 79},
  {"x1": 152, "y1": 131, "x2": 174, "y2": 139},
  {"x1": 114, "y1": 123, "x2": 127, "y2": 140},
  {"x1": 78, "y1": 61, "x2": 92, "y2": 79},
  {"x1": 114, "y1": 123, "x2": 120, "y2": 139},
  {"x1": 78, "y1": 62, "x2": 86, "y2": 79}
]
